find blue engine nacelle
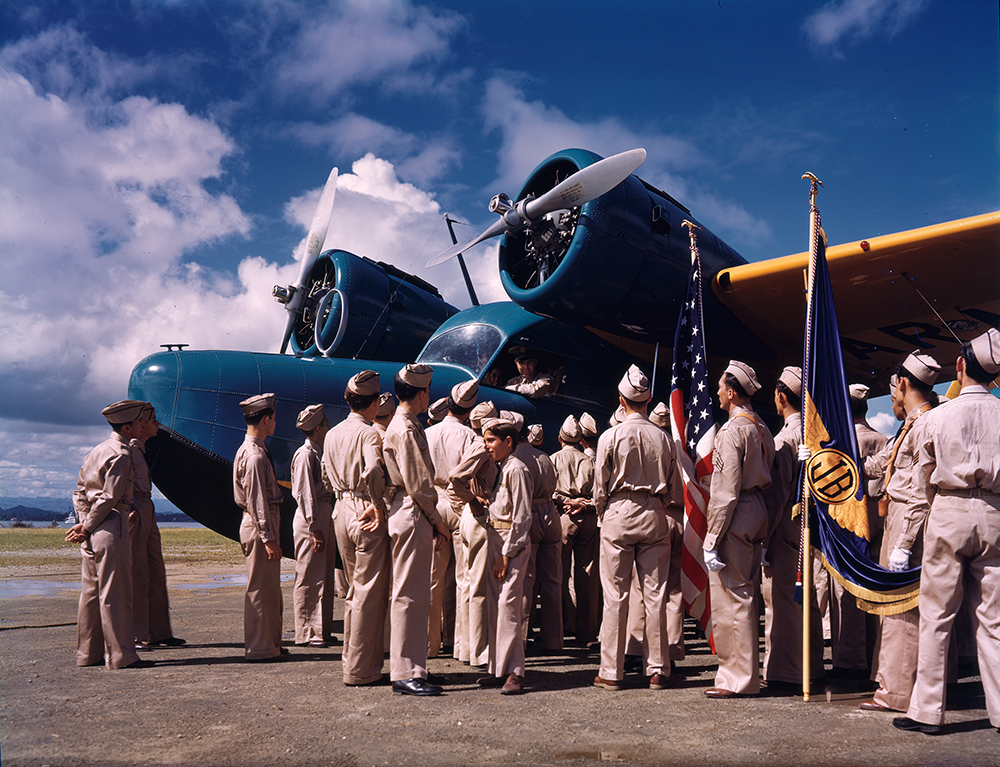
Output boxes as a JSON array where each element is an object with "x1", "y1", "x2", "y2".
[
  {"x1": 498, "y1": 149, "x2": 773, "y2": 359},
  {"x1": 290, "y1": 249, "x2": 458, "y2": 361}
]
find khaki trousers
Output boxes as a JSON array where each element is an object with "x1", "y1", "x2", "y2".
[
  {"x1": 292, "y1": 509, "x2": 329, "y2": 644},
  {"x1": 486, "y1": 529, "x2": 530, "y2": 678},
  {"x1": 387, "y1": 494, "x2": 433, "y2": 682},
  {"x1": 908, "y1": 494, "x2": 1000, "y2": 727},
  {"x1": 598, "y1": 498, "x2": 672, "y2": 680},
  {"x1": 429, "y1": 490, "x2": 461, "y2": 658},
  {"x1": 561, "y1": 510, "x2": 600, "y2": 643},
  {"x1": 708, "y1": 491, "x2": 766, "y2": 695},
  {"x1": 762, "y1": 512, "x2": 824, "y2": 683},
  {"x1": 830, "y1": 577, "x2": 871, "y2": 671},
  {"x1": 334, "y1": 496, "x2": 390, "y2": 685},
  {"x1": 239, "y1": 515, "x2": 283, "y2": 661},
  {"x1": 130, "y1": 509, "x2": 172, "y2": 644},
  {"x1": 461, "y1": 507, "x2": 491, "y2": 666},
  {"x1": 523, "y1": 500, "x2": 563, "y2": 650},
  {"x1": 77, "y1": 510, "x2": 139, "y2": 669}
]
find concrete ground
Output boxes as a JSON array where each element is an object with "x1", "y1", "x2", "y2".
[{"x1": 1, "y1": 561, "x2": 996, "y2": 767}]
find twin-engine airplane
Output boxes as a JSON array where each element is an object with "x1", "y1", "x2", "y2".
[{"x1": 128, "y1": 148, "x2": 1000, "y2": 551}]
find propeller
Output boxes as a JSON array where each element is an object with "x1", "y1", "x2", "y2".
[
  {"x1": 274, "y1": 168, "x2": 339, "y2": 354},
  {"x1": 425, "y1": 148, "x2": 646, "y2": 268}
]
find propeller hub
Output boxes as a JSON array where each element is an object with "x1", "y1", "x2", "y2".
[{"x1": 272, "y1": 284, "x2": 296, "y2": 305}]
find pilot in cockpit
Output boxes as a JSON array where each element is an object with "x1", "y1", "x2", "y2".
[{"x1": 504, "y1": 346, "x2": 555, "y2": 399}]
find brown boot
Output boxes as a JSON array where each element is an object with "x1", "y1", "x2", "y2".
[{"x1": 500, "y1": 674, "x2": 524, "y2": 695}]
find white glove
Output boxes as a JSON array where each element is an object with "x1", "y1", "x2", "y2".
[
  {"x1": 888, "y1": 546, "x2": 912, "y2": 572},
  {"x1": 704, "y1": 549, "x2": 725, "y2": 572},
  {"x1": 797, "y1": 443, "x2": 811, "y2": 463}
]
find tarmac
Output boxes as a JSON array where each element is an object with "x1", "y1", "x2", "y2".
[{"x1": 1, "y1": 560, "x2": 997, "y2": 767}]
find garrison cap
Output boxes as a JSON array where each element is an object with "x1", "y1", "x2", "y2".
[
  {"x1": 376, "y1": 392, "x2": 396, "y2": 418},
  {"x1": 239, "y1": 393, "x2": 276, "y2": 417},
  {"x1": 618, "y1": 364, "x2": 651, "y2": 402},
  {"x1": 451, "y1": 379, "x2": 479, "y2": 409},
  {"x1": 579, "y1": 412, "x2": 598, "y2": 438},
  {"x1": 889, "y1": 374, "x2": 899, "y2": 400},
  {"x1": 296, "y1": 404, "x2": 326, "y2": 431},
  {"x1": 778, "y1": 366, "x2": 803, "y2": 397},
  {"x1": 428, "y1": 397, "x2": 449, "y2": 423},
  {"x1": 724, "y1": 360, "x2": 761, "y2": 395},
  {"x1": 849, "y1": 384, "x2": 871, "y2": 402},
  {"x1": 469, "y1": 400, "x2": 498, "y2": 430},
  {"x1": 609, "y1": 405, "x2": 626, "y2": 427},
  {"x1": 500, "y1": 409, "x2": 525, "y2": 433},
  {"x1": 399, "y1": 363, "x2": 433, "y2": 389},
  {"x1": 102, "y1": 400, "x2": 147, "y2": 425},
  {"x1": 649, "y1": 401, "x2": 670, "y2": 429},
  {"x1": 527, "y1": 424, "x2": 544, "y2": 446},
  {"x1": 559, "y1": 415, "x2": 582, "y2": 443},
  {"x1": 970, "y1": 328, "x2": 1000, "y2": 375},
  {"x1": 509, "y1": 345, "x2": 535, "y2": 361},
  {"x1": 139, "y1": 402, "x2": 156, "y2": 421},
  {"x1": 348, "y1": 370, "x2": 380, "y2": 397},
  {"x1": 902, "y1": 351, "x2": 942, "y2": 385}
]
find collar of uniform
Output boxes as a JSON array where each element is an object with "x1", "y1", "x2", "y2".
[
  {"x1": 246, "y1": 434, "x2": 267, "y2": 448},
  {"x1": 130, "y1": 438, "x2": 147, "y2": 453},
  {"x1": 397, "y1": 408, "x2": 422, "y2": 427},
  {"x1": 784, "y1": 410, "x2": 802, "y2": 427},
  {"x1": 960, "y1": 384, "x2": 990, "y2": 396},
  {"x1": 623, "y1": 411, "x2": 648, "y2": 422},
  {"x1": 443, "y1": 414, "x2": 464, "y2": 425},
  {"x1": 730, "y1": 404, "x2": 754, "y2": 419},
  {"x1": 560, "y1": 443, "x2": 580, "y2": 452},
  {"x1": 346, "y1": 411, "x2": 369, "y2": 424}
]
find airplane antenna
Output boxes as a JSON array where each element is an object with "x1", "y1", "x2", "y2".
[
  {"x1": 445, "y1": 214, "x2": 480, "y2": 307},
  {"x1": 899, "y1": 272, "x2": 964, "y2": 344}
]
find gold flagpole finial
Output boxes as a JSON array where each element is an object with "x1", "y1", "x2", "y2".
[{"x1": 681, "y1": 220, "x2": 701, "y2": 266}]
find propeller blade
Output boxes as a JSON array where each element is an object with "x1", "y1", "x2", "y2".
[
  {"x1": 425, "y1": 217, "x2": 507, "y2": 268},
  {"x1": 425, "y1": 148, "x2": 645, "y2": 269},
  {"x1": 279, "y1": 168, "x2": 339, "y2": 354},
  {"x1": 524, "y1": 147, "x2": 645, "y2": 220}
]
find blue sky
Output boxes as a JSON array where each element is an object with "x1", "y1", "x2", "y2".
[{"x1": 1, "y1": 0, "x2": 997, "y2": 497}]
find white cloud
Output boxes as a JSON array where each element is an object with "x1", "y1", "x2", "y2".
[
  {"x1": 273, "y1": 0, "x2": 465, "y2": 103},
  {"x1": 868, "y1": 410, "x2": 898, "y2": 438},
  {"x1": 803, "y1": 0, "x2": 931, "y2": 56}
]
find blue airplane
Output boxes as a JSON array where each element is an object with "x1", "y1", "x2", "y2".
[{"x1": 128, "y1": 148, "x2": 999, "y2": 551}]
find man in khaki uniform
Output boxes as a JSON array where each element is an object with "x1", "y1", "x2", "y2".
[
  {"x1": 527, "y1": 424, "x2": 544, "y2": 447},
  {"x1": 896, "y1": 328, "x2": 1000, "y2": 734},
  {"x1": 130, "y1": 403, "x2": 184, "y2": 650},
  {"x1": 703, "y1": 361, "x2": 774, "y2": 698},
  {"x1": 507, "y1": 410, "x2": 563, "y2": 652},
  {"x1": 579, "y1": 413, "x2": 599, "y2": 462},
  {"x1": 382, "y1": 363, "x2": 450, "y2": 696},
  {"x1": 761, "y1": 367, "x2": 823, "y2": 688},
  {"x1": 861, "y1": 351, "x2": 941, "y2": 713},
  {"x1": 449, "y1": 400, "x2": 499, "y2": 667},
  {"x1": 467, "y1": 418, "x2": 533, "y2": 695},
  {"x1": 426, "y1": 380, "x2": 479, "y2": 659},
  {"x1": 324, "y1": 370, "x2": 391, "y2": 686},
  {"x1": 553, "y1": 415, "x2": 599, "y2": 644},
  {"x1": 505, "y1": 346, "x2": 554, "y2": 399},
  {"x1": 592, "y1": 366, "x2": 678, "y2": 691},
  {"x1": 291, "y1": 404, "x2": 333, "y2": 647},
  {"x1": 233, "y1": 393, "x2": 286, "y2": 662},
  {"x1": 68, "y1": 400, "x2": 149, "y2": 670}
]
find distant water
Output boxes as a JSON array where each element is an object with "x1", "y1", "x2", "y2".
[{"x1": 33, "y1": 520, "x2": 207, "y2": 530}]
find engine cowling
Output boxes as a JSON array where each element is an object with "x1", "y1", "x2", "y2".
[
  {"x1": 498, "y1": 149, "x2": 771, "y2": 358},
  {"x1": 290, "y1": 249, "x2": 458, "y2": 361}
]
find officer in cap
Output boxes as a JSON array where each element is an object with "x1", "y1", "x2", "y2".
[
  {"x1": 232, "y1": 393, "x2": 286, "y2": 662},
  {"x1": 857, "y1": 351, "x2": 941, "y2": 714},
  {"x1": 897, "y1": 329, "x2": 1000, "y2": 734},
  {"x1": 290, "y1": 404, "x2": 333, "y2": 647},
  {"x1": 703, "y1": 361, "x2": 774, "y2": 698},
  {"x1": 426, "y1": 379, "x2": 480, "y2": 660},
  {"x1": 382, "y1": 364, "x2": 450, "y2": 695},
  {"x1": 323, "y1": 370, "x2": 391, "y2": 686},
  {"x1": 552, "y1": 415, "x2": 599, "y2": 644},
  {"x1": 505, "y1": 346, "x2": 554, "y2": 399},
  {"x1": 69, "y1": 400, "x2": 151, "y2": 669},
  {"x1": 579, "y1": 413, "x2": 599, "y2": 461},
  {"x1": 592, "y1": 365, "x2": 679, "y2": 691}
]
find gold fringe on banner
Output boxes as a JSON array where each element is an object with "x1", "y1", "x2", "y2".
[{"x1": 815, "y1": 548, "x2": 920, "y2": 616}]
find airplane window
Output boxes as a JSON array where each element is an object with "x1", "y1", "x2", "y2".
[{"x1": 417, "y1": 324, "x2": 504, "y2": 376}]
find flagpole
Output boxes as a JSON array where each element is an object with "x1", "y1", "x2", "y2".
[{"x1": 800, "y1": 172, "x2": 823, "y2": 702}]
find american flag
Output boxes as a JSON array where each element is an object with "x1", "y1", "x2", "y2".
[{"x1": 669, "y1": 234, "x2": 717, "y2": 650}]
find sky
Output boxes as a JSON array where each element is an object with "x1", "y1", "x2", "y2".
[{"x1": 1, "y1": 0, "x2": 997, "y2": 498}]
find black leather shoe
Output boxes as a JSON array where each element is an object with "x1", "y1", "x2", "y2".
[
  {"x1": 392, "y1": 678, "x2": 443, "y2": 696},
  {"x1": 122, "y1": 659, "x2": 155, "y2": 669},
  {"x1": 892, "y1": 717, "x2": 942, "y2": 735},
  {"x1": 150, "y1": 637, "x2": 186, "y2": 646}
]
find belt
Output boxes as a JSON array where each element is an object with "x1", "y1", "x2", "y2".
[
  {"x1": 609, "y1": 490, "x2": 653, "y2": 500},
  {"x1": 333, "y1": 490, "x2": 367, "y2": 502},
  {"x1": 134, "y1": 491, "x2": 152, "y2": 499},
  {"x1": 938, "y1": 487, "x2": 1000, "y2": 499},
  {"x1": 490, "y1": 518, "x2": 512, "y2": 531}
]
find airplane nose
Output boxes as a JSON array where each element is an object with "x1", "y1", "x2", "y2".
[{"x1": 129, "y1": 351, "x2": 179, "y2": 420}]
